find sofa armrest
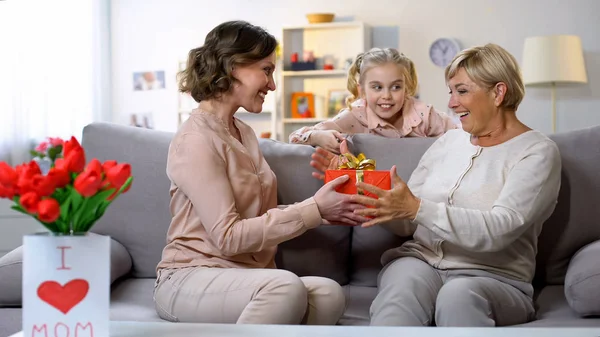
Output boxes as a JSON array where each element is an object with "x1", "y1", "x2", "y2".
[
  {"x1": 0, "y1": 233, "x2": 133, "y2": 307},
  {"x1": 0, "y1": 246, "x2": 23, "y2": 306},
  {"x1": 108, "y1": 235, "x2": 134, "y2": 284},
  {"x1": 565, "y1": 239, "x2": 600, "y2": 316}
]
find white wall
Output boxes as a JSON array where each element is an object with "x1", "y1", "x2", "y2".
[{"x1": 111, "y1": 0, "x2": 600, "y2": 134}]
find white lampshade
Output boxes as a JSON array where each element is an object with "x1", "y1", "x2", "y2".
[{"x1": 522, "y1": 35, "x2": 588, "y2": 86}]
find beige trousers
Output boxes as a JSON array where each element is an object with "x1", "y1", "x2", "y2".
[{"x1": 154, "y1": 267, "x2": 345, "y2": 325}]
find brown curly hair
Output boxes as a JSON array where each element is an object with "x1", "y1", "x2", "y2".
[{"x1": 178, "y1": 21, "x2": 277, "y2": 102}]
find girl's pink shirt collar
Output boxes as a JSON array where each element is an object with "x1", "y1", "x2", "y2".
[{"x1": 350, "y1": 97, "x2": 425, "y2": 137}]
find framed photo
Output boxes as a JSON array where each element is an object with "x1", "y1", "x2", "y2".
[
  {"x1": 291, "y1": 92, "x2": 315, "y2": 119},
  {"x1": 133, "y1": 71, "x2": 165, "y2": 91},
  {"x1": 327, "y1": 89, "x2": 352, "y2": 117}
]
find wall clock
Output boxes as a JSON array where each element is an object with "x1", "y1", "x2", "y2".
[{"x1": 429, "y1": 38, "x2": 461, "y2": 68}]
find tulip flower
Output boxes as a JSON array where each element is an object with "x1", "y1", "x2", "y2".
[
  {"x1": 3, "y1": 136, "x2": 133, "y2": 234},
  {"x1": 37, "y1": 198, "x2": 60, "y2": 223}
]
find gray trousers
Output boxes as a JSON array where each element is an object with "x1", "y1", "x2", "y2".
[
  {"x1": 370, "y1": 257, "x2": 535, "y2": 327},
  {"x1": 154, "y1": 267, "x2": 345, "y2": 325}
]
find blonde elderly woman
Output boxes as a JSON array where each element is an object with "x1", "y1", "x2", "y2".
[{"x1": 311, "y1": 43, "x2": 562, "y2": 326}]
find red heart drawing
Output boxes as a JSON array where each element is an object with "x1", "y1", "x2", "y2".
[{"x1": 37, "y1": 279, "x2": 89, "y2": 314}]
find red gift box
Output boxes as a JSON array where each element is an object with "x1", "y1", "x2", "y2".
[
  {"x1": 325, "y1": 170, "x2": 391, "y2": 198},
  {"x1": 324, "y1": 153, "x2": 391, "y2": 200}
]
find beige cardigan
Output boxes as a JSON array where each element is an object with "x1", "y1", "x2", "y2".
[{"x1": 383, "y1": 129, "x2": 562, "y2": 283}]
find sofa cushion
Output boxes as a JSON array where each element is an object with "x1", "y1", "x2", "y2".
[
  {"x1": 516, "y1": 285, "x2": 600, "y2": 327},
  {"x1": 536, "y1": 125, "x2": 600, "y2": 285},
  {"x1": 0, "y1": 234, "x2": 132, "y2": 306},
  {"x1": 346, "y1": 135, "x2": 436, "y2": 286},
  {"x1": 339, "y1": 285, "x2": 377, "y2": 326},
  {"x1": 82, "y1": 123, "x2": 173, "y2": 278},
  {"x1": 564, "y1": 240, "x2": 600, "y2": 316},
  {"x1": 0, "y1": 308, "x2": 21, "y2": 337},
  {"x1": 110, "y1": 278, "x2": 163, "y2": 322},
  {"x1": 260, "y1": 139, "x2": 351, "y2": 285},
  {"x1": 0, "y1": 247, "x2": 24, "y2": 306}
]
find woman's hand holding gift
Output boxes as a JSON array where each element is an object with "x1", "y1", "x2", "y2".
[{"x1": 351, "y1": 165, "x2": 421, "y2": 228}]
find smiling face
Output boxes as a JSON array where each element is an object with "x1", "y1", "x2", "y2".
[
  {"x1": 447, "y1": 67, "x2": 502, "y2": 136},
  {"x1": 142, "y1": 72, "x2": 155, "y2": 82},
  {"x1": 230, "y1": 52, "x2": 276, "y2": 113},
  {"x1": 360, "y1": 62, "x2": 407, "y2": 121}
]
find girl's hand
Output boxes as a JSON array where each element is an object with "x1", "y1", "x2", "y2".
[
  {"x1": 309, "y1": 130, "x2": 345, "y2": 154},
  {"x1": 351, "y1": 165, "x2": 421, "y2": 227},
  {"x1": 310, "y1": 140, "x2": 351, "y2": 180}
]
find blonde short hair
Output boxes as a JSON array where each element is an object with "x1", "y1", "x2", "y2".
[{"x1": 445, "y1": 43, "x2": 525, "y2": 111}]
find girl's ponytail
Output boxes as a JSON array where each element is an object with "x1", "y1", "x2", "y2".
[
  {"x1": 345, "y1": 52, "x2": 364, "y2": 108},
  {"x1": 403, "y1": 56, "x2": 419, "y2": 97}
]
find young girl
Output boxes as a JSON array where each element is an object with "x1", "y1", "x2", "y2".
[{"x1": 289, "y1": 48, "x2": 458, "y2": 153}]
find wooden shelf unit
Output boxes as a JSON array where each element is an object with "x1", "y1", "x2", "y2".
[{"x1": 275, "y1": 21, "x2": 371, "y2": 142}]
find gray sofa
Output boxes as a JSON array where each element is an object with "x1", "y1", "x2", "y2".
[{"x1": 1, "y1": 122, "x2": 600, "y2": 336}]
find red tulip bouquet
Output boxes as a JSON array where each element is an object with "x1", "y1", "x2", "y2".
[{"x1": 0, "y1": 136, "x2": 133, "y2": 234}]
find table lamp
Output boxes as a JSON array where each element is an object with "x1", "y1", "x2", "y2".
[{"x1": 522, "y1": 35, "x2": 588, "y2": 132}]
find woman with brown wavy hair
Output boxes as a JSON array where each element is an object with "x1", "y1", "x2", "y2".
[{"x1": 154, "y1": 20, "x2": 366, "y2": 325}]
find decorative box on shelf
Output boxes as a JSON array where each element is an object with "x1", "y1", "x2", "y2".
[{"x1": 290, "y1": 62, "x2": 317, "y2": 71}]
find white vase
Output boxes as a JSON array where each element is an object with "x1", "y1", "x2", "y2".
[{"x1": 22, "y1": 232, "x2": 110, "y2": 337}]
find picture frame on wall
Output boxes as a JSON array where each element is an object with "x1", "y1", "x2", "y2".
[
  {"x1": 327, "y1": 89, "x2": 352, "y2": 117},
  {"x1": 291, "y1": 92, "x2": 315, "y2": 119},
  {"x1": 133, "y1": 71, "x2": 165, "y2": 91}
]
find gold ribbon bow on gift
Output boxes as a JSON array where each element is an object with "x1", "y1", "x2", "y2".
[
  {"x1": 337, "y1": 153, "x2": 376, "y2": 195},
  {"x1": 337, "y1": 153, "x2": 376, "y2": 170}
]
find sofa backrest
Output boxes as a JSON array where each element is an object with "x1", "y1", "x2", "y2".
[
  {"x1": 537, "y1": 125, "x2": 600, "y2": 285},
  {"x1": 82, "y1": 122, "x2": 600, "y2": 288},
  {"x1": 346, "y1": 135, "x2": 437, "y2": 286},
  {"x1": 259, "y1": 139, "x2": 351, "y2": 285},
  {"x1": 82, "y1": 123, "x2": 173, "y2": 278},
  {"x1": 347, "y1": 127, "x2": 600, "y2": 287}
]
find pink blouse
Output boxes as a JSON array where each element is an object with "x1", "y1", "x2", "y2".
[
  {"x1": 157, "y1": 109, "x2": 322, "y2": 272},
  {"x1": 289, "y1": 97, "x2": 458, "y2": 144}
]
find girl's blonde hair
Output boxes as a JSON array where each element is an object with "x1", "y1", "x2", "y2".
[{"x1": 346, "y1": 48, "x2": 418, "y2": 107}]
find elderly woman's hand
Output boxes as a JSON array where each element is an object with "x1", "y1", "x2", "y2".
[
  {"x1": 352, "y1": 165, "x2": 421, "y2": 228},
  {"x1": 310, "y1": 139, "x2": 351, "y2": 180}
]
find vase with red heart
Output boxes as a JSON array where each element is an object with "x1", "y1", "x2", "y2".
[
  {"x1": 0, "y1": 136, "x2": 134, "y2": 337},
  {"x1": 0, "y1": 137, "x2": 133, "y2": 337},
  {"x1": 23, "y1": 232, "x2": 110, "y2": 337}
]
